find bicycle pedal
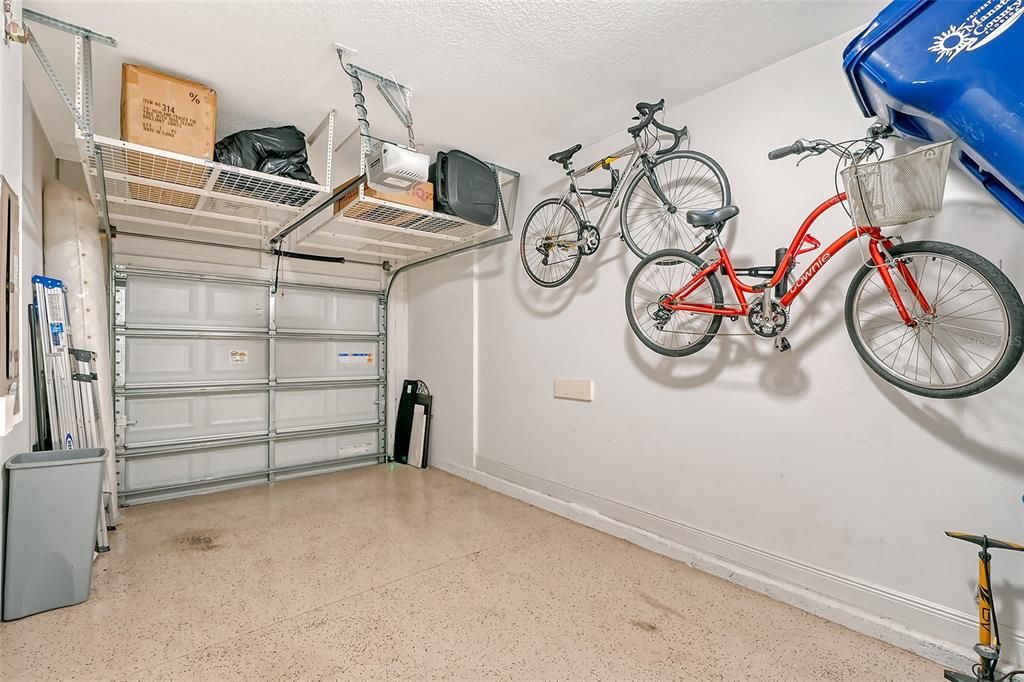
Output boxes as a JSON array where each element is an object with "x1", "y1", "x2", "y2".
[{"x1": 774, "y1": 336, "x2": 791, "y2": 353}]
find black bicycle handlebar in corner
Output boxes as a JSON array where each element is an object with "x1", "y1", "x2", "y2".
[
  {"x1": 768, "y1": 140, "x2": 806, "y2": 161},
  {"x1": 628, "y1": 98, "x2": 666, "y2": 136}
]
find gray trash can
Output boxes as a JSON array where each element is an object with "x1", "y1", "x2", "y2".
[{"x1": 3, "y1": 448, "x2": 106, "y2": 621}]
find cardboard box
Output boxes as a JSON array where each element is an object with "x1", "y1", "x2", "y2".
[
  {"x1": 121, "y1": 63, "x2": 217, "y2": 159},
  {"x1": 334, "y1": 177, "x2": 434, "y2": 216}
]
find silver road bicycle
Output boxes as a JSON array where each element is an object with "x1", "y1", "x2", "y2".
[{"x1": 521, "y1": 99, "x2": 731, "y2": 288}]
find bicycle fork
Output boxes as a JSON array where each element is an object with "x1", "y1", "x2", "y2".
[
  {"x1": 868, "y1": 238, "x2": 932, "y2": 326},
  {"x1": 641, "y1": 160, "x2": 677, "y2": 213}
]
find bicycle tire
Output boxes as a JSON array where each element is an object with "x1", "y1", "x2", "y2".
[
  {"x1": 619, "y1": 150, "x2": 731, "y2": 260},
  {"x1": 625, "y1": 248, "x2": 724, "y2": 356},
  {"x1": 520, "y1": 198, "x2": 584, "y2": 288},
  {"x1": 845, "y1": 240, "x2": 1024, "y2": 399}
]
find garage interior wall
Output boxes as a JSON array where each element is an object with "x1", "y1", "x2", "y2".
[
  {"x1": 0, "y1": 42, "x2": 57, "y2": 618},
  {"x1": 406, "y1": 28, "x2": 1024, "y2": 670}
]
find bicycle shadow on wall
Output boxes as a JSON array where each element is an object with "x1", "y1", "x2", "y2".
[
  {"x1": 861, "y1": 335, "x2": 1024, "y2": 478},
  {"x1": 855, "y1": 195, "x2": 1024, "y2": 478}
]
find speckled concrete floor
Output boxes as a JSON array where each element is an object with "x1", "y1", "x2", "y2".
[{"x1": 0, "y1": 465, "x2": 940, "y2": 681}]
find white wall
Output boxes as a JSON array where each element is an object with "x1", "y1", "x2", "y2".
[
  {"x1": 0, "y1": 2, "x2": 24, "y2": 440},
  {"x1": 0, "y1": 23, "x2": 57, "y2": 611},
  {"x1": 408, "y1": 29, "x2": 1024, "y2": 669}
]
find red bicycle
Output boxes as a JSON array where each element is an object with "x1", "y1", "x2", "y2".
[{"x1": 624, "y1": 125, "x2": 1024, "y2": 399}]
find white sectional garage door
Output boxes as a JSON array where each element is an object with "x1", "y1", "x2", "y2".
[{"x1": 112, "y1": 267, "x2": 385, "y2": 505}]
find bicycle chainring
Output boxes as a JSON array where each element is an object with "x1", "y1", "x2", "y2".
[
  {"x1": 579, "y1": 224, "x2": 601, "y2": 256},
  {"x1": 746, "y1": 299, "x2": 789, "y2": 338}
]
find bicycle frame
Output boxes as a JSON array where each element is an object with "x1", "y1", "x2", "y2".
[
  {"x1": 554, "y1": 137, "x2": 668, "y2": 242},
  {"x1": 661, "y1": 193, "x2": 933, "y2": 326}
]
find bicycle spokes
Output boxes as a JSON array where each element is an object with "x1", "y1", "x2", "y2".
[
  {"x1": 520, "y1": 200, "x2": 583, "y2": 288},
  {"x1": 851, "y1": 253, "x2": 1010, "y2": 390},
  {"x1": 626, "y1": 251, "x2": 723, "y2": 355},
  {"x1": 621, "y1": 153, "x2": 728, "y2": 258}
]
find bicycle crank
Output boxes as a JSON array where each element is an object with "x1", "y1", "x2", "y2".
[
  {"x1": 579, "y1": 224, "x2": 601, "y2": 256},
  {"x1": 746, "y1": 299, "x2": 790, "y2": 338}
]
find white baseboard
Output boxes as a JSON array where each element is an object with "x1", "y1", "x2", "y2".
[{"x1": 433, "y1": 456, "x2": 1023, "y2": 672}]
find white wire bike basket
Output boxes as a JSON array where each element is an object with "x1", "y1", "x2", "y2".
[{"x1": 840, "y1": 140, "x2": 953, "y2": 228}]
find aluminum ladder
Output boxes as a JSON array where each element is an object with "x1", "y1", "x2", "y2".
[{"x1": 32, "y1": 275, "x2": 113, "y2": 553}]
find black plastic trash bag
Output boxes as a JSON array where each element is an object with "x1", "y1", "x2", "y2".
[{"x1": 214, "y1": 125, "x2": 317, "y2": 183}]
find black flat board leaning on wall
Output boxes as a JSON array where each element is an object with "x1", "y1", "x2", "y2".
[{"x1": 393, "y1": 379, "x2": 432, "y2": 468}]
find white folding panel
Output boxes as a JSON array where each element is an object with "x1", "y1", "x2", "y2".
[
  {"x1": 125, "y1": 276, "x2": 269, "y2": 329},
  {"x1": 123, "y1": 336, "x2": 269, "y2": 387},
  {"x1": 121, "y1": 391, "x2": 269, "y2": 447},
  {"x1": 275, "y1": 338, "x2": 380, "y2": 381},
  {"x1": 275, "y1": 429, "x2": 381, "y2": 469},
  {"x1": 275, "y1": 287, "x2": 379, "y2": 333},
  {"x1": 275, "y1": 385, "x2": 380, "y2": 432}
]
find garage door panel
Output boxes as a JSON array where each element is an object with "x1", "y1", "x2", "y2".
[
  {"x1": 124, "y1": 337, "x2": 269, "y2": 386},
  {"x1": 275, "y1": 430, "x2": 380, "y2": 469},
  {"x1": 116, "y1": 269, "x2": 384, "y2": 504},
  {"x1": 123, "y1": 391, "x2": 269, "y2": 446},
  {"x1": 275, "y1": 385, "x2": 379, "y2": 431},
  {"x1": 275, "y1": 288, "x2": 378, "y2": 333},
  {"x1": 275, "y1": 339, "x2": 379, "y2": 380},
  {"x1": 126, "y1": 277, "x2": 268, "y2": 329},
  {"x1": 123, "y1": 443, "x2": 268, "y2": 491}
]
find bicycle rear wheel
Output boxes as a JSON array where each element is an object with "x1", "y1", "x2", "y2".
[
  {"x1": 845, "y1": 240, "x2": 1024, "y2": 398},
  {"x1": 625, "y1": 249, "x2": 723, "y2": 356},
  {"x1": 520, "y1": 198, "x2": 584, "y2": 288},
  {"x1": 620, "y1": 151, "x2": 730, "y2": 260}
]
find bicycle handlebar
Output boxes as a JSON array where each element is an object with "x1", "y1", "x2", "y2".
[
  {"x1": 651, "y1": 119, "x2": 687, "y2": 156},
  {"x1": 768, "y1": 141, "x2": 806, "y2": 160},
  {"x1": 628, "y1": 98, "x2": 665, "y2": 136},
  {"x1": 769, "y1": 124, "x2": 897, "y2": 162},
  {"x1": 946, "y1": 531, "x2": 1024, "y2": 552}
]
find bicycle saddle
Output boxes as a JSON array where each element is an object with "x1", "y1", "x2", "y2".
[
  {"x1": 686, "y1": 205, "x2": 739, "y2": 228},
  {"x1": 946, "y1": 531, "x2": 1024, "y2": 552},
  {"x1": 549, "y1": 144, "x2": 582, "y2": 165}
]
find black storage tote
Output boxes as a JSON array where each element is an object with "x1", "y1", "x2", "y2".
[{"x1": 429, "y1": 150, "x2": 499, "y2": 226}]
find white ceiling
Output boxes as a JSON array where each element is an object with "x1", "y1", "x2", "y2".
[{"x1": 23, "y1": 0, "x2": 884, "y2": 175}]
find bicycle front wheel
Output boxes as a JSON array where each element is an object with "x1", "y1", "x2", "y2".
[
  {"x1": 845, "y1": 240, "x2": 1024, "y2": 399},
  {"x1": 625, "y1": 249, "x2": 724, "y2": 356},
  {"x1": 520, "y1": 198, "x2": 583, "y2": 288},
  {"x1": 620, "y1": 151, "x2": 730, "y2": 260}
]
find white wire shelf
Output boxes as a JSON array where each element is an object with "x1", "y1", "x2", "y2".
[
  {"x1": 76, "y1": 131, "x2": 517, "y2": 268},
  {"x1": 286, "y1": 167, "x2": 519, "y2": 266},
  {"x1": 78, "y1": 131, "x2": 331, "y2": 238}
]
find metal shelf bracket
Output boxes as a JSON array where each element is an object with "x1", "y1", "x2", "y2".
[{"x1": 21, "y1": 9, "x2": 115, "y2": 139}]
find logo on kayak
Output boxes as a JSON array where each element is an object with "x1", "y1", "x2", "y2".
[{"x1": 928, "y1": 0, "x2": 1023, "y2": 62}]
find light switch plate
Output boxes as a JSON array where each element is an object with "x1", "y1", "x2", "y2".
[{"x1": 554, "y1": 378, "x2": 593, "y2": 402}]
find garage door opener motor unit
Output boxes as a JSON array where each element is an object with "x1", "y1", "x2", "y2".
[{"x1": 366, "y1": 141, "x2": 429, "y2": 192}]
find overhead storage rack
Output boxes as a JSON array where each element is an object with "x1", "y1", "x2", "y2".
[
  {"x1": 77, "y1": 128, "x2": 333, "y2": 243},
  {"x1": 269, "y1": 48, "x2": 519, "y2": 270},
  {"x1": 23, "y1": 10, "x2": 518, "y2": 271},
  {"x1": 274, "y1": 164, "x2": 519, "y2": 268}
]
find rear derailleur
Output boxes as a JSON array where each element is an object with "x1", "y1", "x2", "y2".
[{"x1": 650, "y1": 294, "x2": 674, "y2": 331}]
